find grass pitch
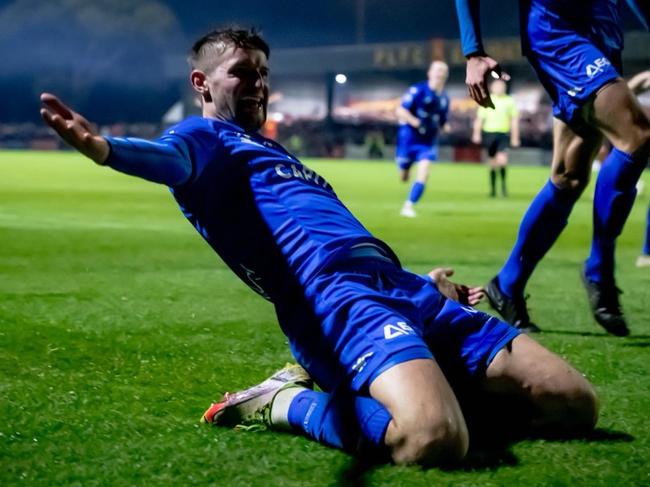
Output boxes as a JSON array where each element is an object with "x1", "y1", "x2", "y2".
[{"x1": 1, "y1": 149, "x2": 649, "y2": 486}]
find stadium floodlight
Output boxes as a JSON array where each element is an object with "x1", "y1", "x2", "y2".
[
  {"x1": 335, "y1": 73, "x2": 348, "y2": 84},
  {"x1": 270, "y1": 112, "x2": 285, "y2": 122}
]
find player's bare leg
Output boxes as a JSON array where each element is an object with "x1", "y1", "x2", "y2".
[
  {"x1": 592, "y1": 80, "x2": 650, "y2": 158},
  {"x1": 482, "y1": 334, "x2": 598, "y2": 434},
  {"x1": 549, "y1": 118, "x2": 602, "y2": 193},
  {"x1": 370, "y1": 358, "x2": 469, "y2": 466}
]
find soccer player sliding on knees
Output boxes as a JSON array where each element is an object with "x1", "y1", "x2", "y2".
[{"x1": 41, "y1": 28, "x2": 598, "y2": 467}]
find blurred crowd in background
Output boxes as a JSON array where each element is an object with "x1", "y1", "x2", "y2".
[{"x1": 1, "y1": 0, "x2": 648, "y2": 162}]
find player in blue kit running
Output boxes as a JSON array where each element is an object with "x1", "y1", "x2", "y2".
[
  {"x1": 456, "y1": 0, "x2": 650, "y2": 336},
  {"x1": 396, "y1": 61, "x2": 450, "y2": 218},
  {"x1": 40, "y1": 28, "x2": 597, "y2": 466}
]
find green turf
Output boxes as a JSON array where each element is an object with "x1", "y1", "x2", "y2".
[{"x1": 1, "y1": 149, "x2": 649, "y2": 486}]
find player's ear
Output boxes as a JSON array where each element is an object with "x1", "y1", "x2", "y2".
[{"x1": 190, "y1": 70, "x2": 212, "y2": 103}]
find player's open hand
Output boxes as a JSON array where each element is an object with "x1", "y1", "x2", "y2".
[
  {"x1": 40, "y1": 93, "x2": 109, "y2": 165},
  {"x1": 465, "y1": 55, "x2": 503, "y2": 109},
  {"x1": 428, "y1": 267, "x2": 485, "y2": 306}
]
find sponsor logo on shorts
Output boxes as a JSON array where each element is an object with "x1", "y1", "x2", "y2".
[
  {"x1": 384, "y1": 321, "x2": 414, "y2": 340},
  {"x1": 567, "y1": 86, "x2": 584, "y2": 97},
  {"x1": 351, "y1": 352, "x2": 374, "y2": 374},
  {"x1": 585, "y1": 57, "x2": 611, "y2": 79}
]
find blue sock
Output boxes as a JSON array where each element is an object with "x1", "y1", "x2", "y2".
[
  {"x1": 585, "y1": 148, "x2": 646, "y2": 283},
  {"x1": 287, "y1": 390, "x2": 391, "y2": 452},
  {"x1": 643, "y1": 206, "x2": 650, "y2": 255},
  {"x1": 498, "y1": 179, "x2": 580, "y2": 297},
  {"x1": 408, "y1": 182, "x2": 426, "y2": 203}
]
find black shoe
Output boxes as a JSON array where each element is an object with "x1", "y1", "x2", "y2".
[
  {"x1": 485, "y1": 276, "x2": 541, "y2": 333},
  {"x1": 580, "y1": 269, "x2": 630, "y2": 337}
]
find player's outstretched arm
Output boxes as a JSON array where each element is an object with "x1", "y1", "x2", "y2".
[
  {"x1": 40, "y1": 93, "x2": 109, "y2": 164},
  {"x1": 40, "y1": 92, "x2": 192, "y2": 186},
  {"x1": 427, "y1": 267, "x2": 485, "y2": 306}
]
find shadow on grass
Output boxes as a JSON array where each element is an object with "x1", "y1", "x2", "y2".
[
  {"x1": 334, "y1": 456, "x2": 378, "y2": 487},
  {"x1": 621, "y1": 341, "x2": 650, "y2": 348},
  {"x1": 332, "y1": 426, "x2": 633, "y2": 484},
  {"x1": 450, "y1": 426, "x2": 632, "y2": 473},
  {"x1": 333, "y1": 426, "x2": 633, "y2": 483},
  {"x1": 569, "y1": 428, "x2": 634, "y2": 443}
]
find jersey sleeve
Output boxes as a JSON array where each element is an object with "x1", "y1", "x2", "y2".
[
  {"x1": 476, "y1": 106, "x2": 486, "y2": 119},
  {"x1": 104, "y1": 135, "x2": 192, "y2": 186},
  {"x1": 104, "y1": 118, "x2": 221, "y2": 187},
  {"x1": 156, "y1": 119, "x2": 222, "y2": 186},
  {"x1": 455, "y1": 0, "x2": 484, "y2": 57}
]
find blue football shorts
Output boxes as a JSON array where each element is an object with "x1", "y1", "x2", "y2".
[
  {"x1": 285, "y1": 257, "x2": 520, "y2": 393},
  {"x1": 524, "y1": 3, "x2": 622, "y2": 124},
  {"x1": 395, "y1": 126, "x2": 439, "y2": 170}
]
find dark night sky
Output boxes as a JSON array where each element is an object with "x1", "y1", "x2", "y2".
[
  {"x1": 0, "y1": 0, "x2": 644, "y2": 123},
  {"x1": 150, "y1": 0, "x2": 519, "y2": 46}
]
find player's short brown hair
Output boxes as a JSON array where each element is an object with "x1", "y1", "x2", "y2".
[{"x1": 188, "y1": 27, "x2": 270, "y2": 72}]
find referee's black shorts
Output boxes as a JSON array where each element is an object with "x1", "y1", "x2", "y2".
[{"x1": 482, "y1": 131, "x2": 509, "y2": 157}]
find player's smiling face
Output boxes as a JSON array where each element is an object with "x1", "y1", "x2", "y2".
[{"x1": 202, "y1": 47, "x2": 269, "y2": 131}]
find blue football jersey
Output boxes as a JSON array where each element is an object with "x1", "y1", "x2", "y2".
[
  {"x1": 161, "y1": 117, "x2": 396, "y2": 303},
  {"x1": 400, "y1": 81, "x2": 449, "y2": 141}
]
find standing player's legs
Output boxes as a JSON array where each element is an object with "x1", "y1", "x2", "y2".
[
  {"x1": 577, "y1": 80, "x2": 650, "y2": 333},
  {"x1": 583, "y1": 79, "x2": 650, "y2": 285},
  {"x1": 481, "y1": 334, "x2": 598, "y2": 434},
  {"x1": 487, "y1": 119, "x2": 602, "y2": 329},
  {"x1": 485, "y1": 132, "x2": 509, "y2": 197}
]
